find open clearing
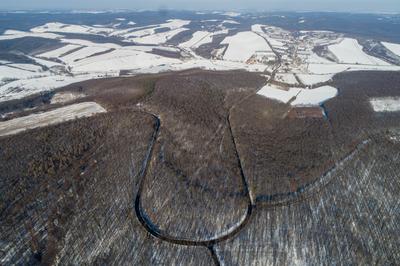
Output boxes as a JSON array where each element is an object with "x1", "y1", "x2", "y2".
[
  {"x1": 0, "y1": 102, "x2": 106, "y2": 136},
  {"x1": 370, "y1": 97, "x2": 400, "y2": 112},
  {"x1": 50, "y1": 92, "x2": 86, "y2": 104}
]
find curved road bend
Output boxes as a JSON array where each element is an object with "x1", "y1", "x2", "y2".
[{"x1": 132, "y1": 50, "x2": 286, "y2": 263}]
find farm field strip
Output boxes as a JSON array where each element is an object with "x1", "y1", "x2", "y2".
[{"x1": 0, "y1": 102, "x2": 106, "y2": 136}]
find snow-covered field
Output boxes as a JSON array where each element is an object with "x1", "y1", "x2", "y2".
[
  {"x1": 257, "y1": 84, "x2": 301, "y2": 104},
  {"x1": 381, "y1": 42, "x2": 400, "y2": 57},
  {"x1": 38, "y1": 44, "x2": 82, "y2": 58},
  {"x1": 0, "y1": 17, "x2": 400, "y2": 104},
  {"x1": 0, "y1": 102, "x2": 106, "y2": 137},
  {"x1": 60, "y1": 46, "x2": 112, "y2": 64},
  {"x1": 130, "y1": 28, "x2": 189, "y2": 44},
  {"x1": 179, "y1": 31, "x2": 211, "y2": 48},
  {"x1": 0, "y1": 30, "x2": 63, "y2": 40},
  {"x1": 257, "y1": 84, "x2": 337, "y2": 106},
  {"x1": 291, "y1": 86, "x2": 337, "y2": 106},
  {"x1": 222, "y1": 31, "x2": 271, "y2": 62},
  {"x1": 0, "y1": 65, "x2": 47, "y2": 81},
  {"x1": 31, "y1": 22, "x2": 116, "y2": 35},
  {"x1": 70, "y1": 48, "x2": 181, "y2": 72},
  {"x1": 0, "y1": 74, "x2": 105, "y2": 102},
  {"x1": 297, "y1": 74, "x2": 333, "y2": 86},
  {"x1": 370, "y1": 97, "x2": 400, "y2": 112},
  {"x1": 275, "y1": 73, "x2": 298, "y2": 85},
  {"x1": 328, "y1": 38, "x2": 389, "y2": 65}
]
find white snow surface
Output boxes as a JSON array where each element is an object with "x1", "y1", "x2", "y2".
[
  {"x1": 257, "y1": 84, "x2": 301, "y2": 104},
  {"x1": 222, "y1": 12, "x2": 241, "y2": 17},
  {"x1": 179, "y1": 29, "x2": 227, "y2": 49},
  {"x1": 251, "y1": 24, "x2": 264, "y2": 33},
  {"x1": 71, "y1": 48, "x2": 180, "y2": 72},
  {"x1": 50, "y1": 92, "x2": 86, "y2": 104},
  {"x1": 381, "y1": 42, "x2": 400, "y2": 57},
  {"x1": 179, "y1": 31, "x2": 211, "y2": 48},
  {"x1": 122, "y1": 19, "x2": 190, "y2": 39},
  {"x1": 0, "y1": 102, "x2": 106, "y2": 137},
  {"x1": 160, "y1": 19, "x2": 191, "y2": 29},
  {"x1": 291, "y1": 86, "x2": 338, "y2": 106},
  {"x1": 31, "y1": 22, "x2": 115, "y2": 35},
  {"x1": 129, "y1": 28, "x2": 189, "y2": 44},
  {"x1": 370, "y1": 97, "x2": 400, "y2": 112},
  {"x1": 306, "y1": 52, "x2": 333, "y2": 64},
  {"x1": 0, "y1": 65, "x2": 46, "y2": 81},
  {"x1": 60, "y1": 46, "x2": 112, "y2": 64},
  {"x1": 257, "y1": 84, "x2": 338, "y2": 106},
  {"x1": 222, "y1": 31, "x2": 271, "y2": 62},
  {"x1": 0, "y1": 30, "x2": 63, "y2": 40},
  {"x1": 1, "y1": 20, "x2": 399, "y2": 104},
  {"x1": 27, "y1": 56, "x2": 63, "y2": 68},
  {"x1": 222, "y1": 20, "x2": 240, "y2": 24},
  {"x1": 60, "y1": 39, "x2": 121, "y2": 49},
  {"x1": 6, "y1": 64, "x2": 43, "y2": 72},
  {"x1": 328, "y1": 38, "x2": 389, "y2": 65},
  {"x1": 275, "y1": 73, "x2": 298, "y2": 85},
  {"x1": 297, "y1": 74, "x2": 333, "y2": 85},
  {"x1": 38, "y1": 44, "x2": 82, "y2": 58},
  {"x1": 0, "y1": 74, "x2": 106, "y2": 102}
]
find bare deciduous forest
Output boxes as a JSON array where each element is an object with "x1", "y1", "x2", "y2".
[{"x1": 1, "y1": 70, "x2": 399, "y2": 265}]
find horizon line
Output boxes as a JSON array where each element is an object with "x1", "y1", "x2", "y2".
[{"x1": 0, "y1": 8, "x2": 399, "y2": 15}]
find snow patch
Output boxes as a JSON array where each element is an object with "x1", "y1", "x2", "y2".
[
  {"x1": 0, "y1": 102, "x2": 106, "y2": 137},
  {"x1": 370, "y1": 97, "x2": 400, "y2": 112},
  {"x1": 51, "y1": 92, "x2": 86, "y2": 104},
  {"x1": 222, "y1": 20, "x2": 240, "y2": 25},
  {"x1": 222, "y1": 12, "x2": 241, "y2": 17}
]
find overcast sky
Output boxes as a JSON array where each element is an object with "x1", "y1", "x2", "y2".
[{"x1": 1, "y1": 0, "x2": 399, "y2": 13}]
